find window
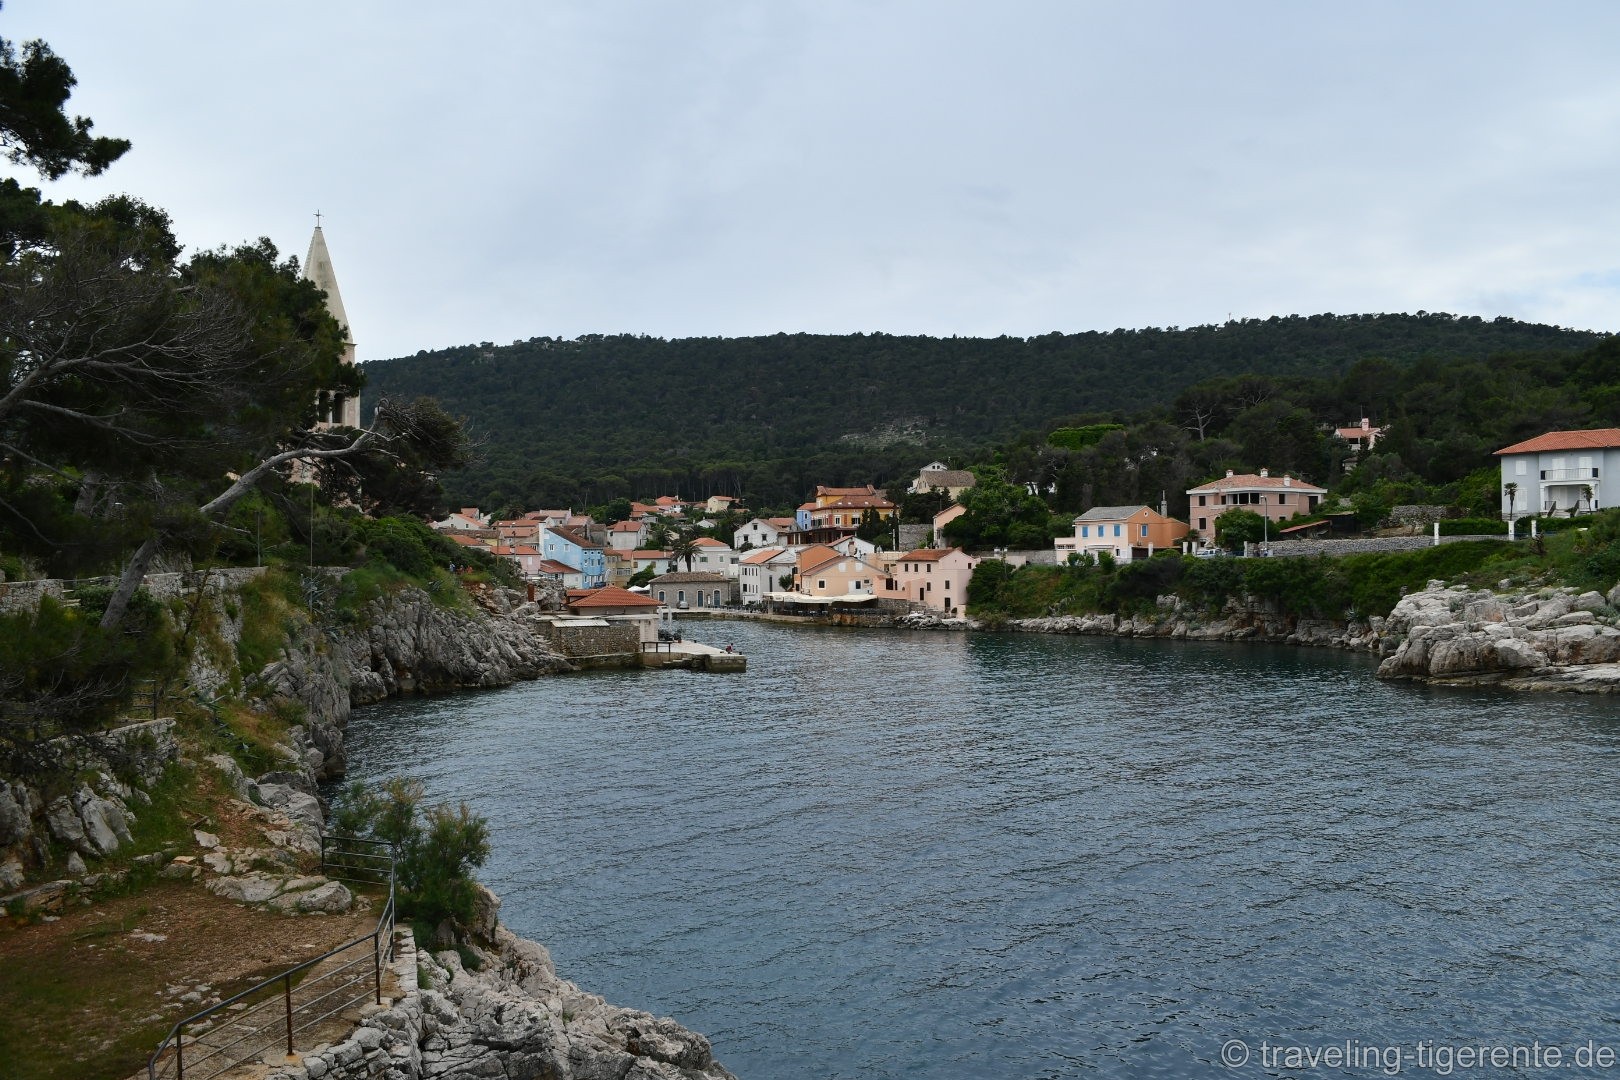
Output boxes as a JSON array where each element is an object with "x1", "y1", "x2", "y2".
[
  {"x1": 1140, "y1": 524, "x2": 1149, "y2": 538},
  {"x1": 1198, "y1": 518, "x2": 1207, "y2": 530},
  {"x1": 1516, "y1": 459, "x2": 1527, "y2": 476},
  {"x1": 1198, "y1": 495, "x2": 1207, "y2": 506},
  {"x1": 1081, "y1": 525, "x2": 1090, "y2": 537},
  {"x1": 817, "y1": 580, "x2": 826, "y2": 589},
  {"x1": 1113, "y1": 525, "x2": 1121, "y2": 537},
  {"x1": 677, "y1": 590, "x2": 685, "y2": 603}
]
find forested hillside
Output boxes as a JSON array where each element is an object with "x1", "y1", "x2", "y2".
[{"x1": 361, "y1": 315, "x2": 1602, "y2": 511}]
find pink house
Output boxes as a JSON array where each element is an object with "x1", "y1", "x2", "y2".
[
  {"x1": 1185, "y1": 469, "x2": 1326, "y2": 538},
  {"x1": 879, "y1": 548, "x2": 977, "y2": 615}
]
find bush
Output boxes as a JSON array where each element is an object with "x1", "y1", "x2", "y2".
[{"x1": 332, "y1": 779, "x2": 492, "y2": 935}]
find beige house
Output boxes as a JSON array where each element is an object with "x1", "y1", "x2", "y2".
[
  {"x1": 908, "y1": 461, "x2": 976, "y2": 500},
  {"x1": 794, "y1": 545, "x2": 884, "y2": 598},
  {"x1": 1057, "y1": 506, "x2": 1189, "y2": 563},
  {"x1": 932, "y1": 503, "x2": 968, "y2": 547}
]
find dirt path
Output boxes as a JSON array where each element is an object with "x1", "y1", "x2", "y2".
[{"x1": 0, "y1": 878, "x2": 383, "y2": 1080}]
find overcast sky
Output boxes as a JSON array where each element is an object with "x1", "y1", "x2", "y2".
[{"x1": 11, "y1": 1, "x2": 1620, "y2": 363}]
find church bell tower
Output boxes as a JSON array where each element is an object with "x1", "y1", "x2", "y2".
[{"x1": 303, "y1": 216, "x2": 361, "y2": 428}]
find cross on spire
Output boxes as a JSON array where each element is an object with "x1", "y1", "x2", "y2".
[{"x1": 314, "y1": 209, "x2": 323, "y2": 228}]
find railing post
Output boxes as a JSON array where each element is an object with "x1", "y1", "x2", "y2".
[
  {"x1": 374, "y1": 930, "x2": 383, "y2": 1004},
  {"x1": 175, "y1": 1024, "x2": 184, "y2": 1080},
  {"x1": 284, "y1": 973, "x2": 294, "y2": 1057}
]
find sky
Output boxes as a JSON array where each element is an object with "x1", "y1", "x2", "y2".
[{"x1": 10, "y1": 1, "x2": 1620, "y2": 364}]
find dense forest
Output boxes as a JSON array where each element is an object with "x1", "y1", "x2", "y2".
[{"x1": 361, "y1": 316, "x2": 1603, "y2": 513}]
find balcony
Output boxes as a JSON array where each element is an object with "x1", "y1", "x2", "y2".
[{"x1": 1540, "y1": 467, "x2": 1600, "y2": 482}]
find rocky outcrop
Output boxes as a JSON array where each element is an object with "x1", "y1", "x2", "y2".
[
  {"x1": 1008, "y1": 597, "x2": 1384, "y2": 652},
  {"x1": 256, "y1": 586, "x2": 572, "y2": 784},
  {"x1": 333, "y1": 588, "x2": 572, "y2": 706},
  {"x1": 275, "y1": 911, "x2": 736, "y2": 1080},
  {"x1": 0, "y1": 718, "x2": 180, "y2": 892},
  {"x1": 1377, "y1": 581, "x2": 1620, "y2": 691}
]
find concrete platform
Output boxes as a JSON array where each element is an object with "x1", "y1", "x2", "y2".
[{"x1": 639, "y1": 641, "x2": 746, "y2": 672}]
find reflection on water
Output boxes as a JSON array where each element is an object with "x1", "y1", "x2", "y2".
[{"x1": 342, "y1": 623, "x2": 1620, "y2": 1079}]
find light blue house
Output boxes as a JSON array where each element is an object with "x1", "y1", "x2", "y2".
[
  {"x1": 1495, "y1": 429, "x2": 1620, "y2": 518},
  {"x1": 541, "y1": 525, "x2": 606, "y2": 587}
]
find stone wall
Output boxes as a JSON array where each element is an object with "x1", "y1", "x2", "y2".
[
  {"x1": 534, "y1": 620, "x2": 642, "y2": 662},
  {"x1": 1248, "y1": 534, "x2": 1512, "y2": 559}
]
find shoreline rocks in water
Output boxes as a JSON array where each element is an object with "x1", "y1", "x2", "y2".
[
  {"x1": 269, "y1": 886, "x2": 737, "y2": 1080},
  {"x1": 1376, "y1": 580, "x2": 1620, "y2": 692},
  {"x1": 993, "y1": 579, "x2": 1620, "y2": 693}
]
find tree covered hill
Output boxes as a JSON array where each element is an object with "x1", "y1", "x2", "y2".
[{"x1": 360, "y1": 314, "x2": 1603, "y2": 512}]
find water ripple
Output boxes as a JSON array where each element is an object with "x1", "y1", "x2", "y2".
[{"x1": 341, "y1": 623, "x2": 1620, "y2": 1078}]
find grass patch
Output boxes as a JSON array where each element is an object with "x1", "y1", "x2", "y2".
[{"x1": 235, "y1": 567, "x2": 305, "y2": 674}]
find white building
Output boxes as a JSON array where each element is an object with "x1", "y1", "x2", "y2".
[{"x1": 1495, "y1": 428, "x2": 1620, "y2": 517}]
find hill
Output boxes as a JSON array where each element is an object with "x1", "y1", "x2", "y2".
[{"x1": 359, "y1": 314, "x2": 1603, "y2": 511}]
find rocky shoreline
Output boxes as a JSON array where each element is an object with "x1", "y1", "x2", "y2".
[
  {"x1": 986, "y1": 580, "x2": 1620, "y2": 694},
  {"x1": 2, "y1": 574, "x2": 737, "y2": 1079}
]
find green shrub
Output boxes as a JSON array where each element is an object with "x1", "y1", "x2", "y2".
[
  {"x1": 332, "y1": 779, "x2": 492, "y2": 936},
  {"x1": 1438, "y1": 517, "x2": 1508, "y2": 536}
]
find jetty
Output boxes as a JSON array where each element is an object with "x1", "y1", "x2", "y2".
[{"x1": 640, "y1": 639, "x2": 747, "y2": 672}]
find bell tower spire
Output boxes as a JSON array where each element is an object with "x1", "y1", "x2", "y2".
[{"x1": 303, "y1": 215, "x2": 360, "y2": 427}]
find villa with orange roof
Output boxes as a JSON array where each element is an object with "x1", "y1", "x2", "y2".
[
  {"x1": 1186, "y1": 469, "x2": 1326, "y2": 538},
  {"x1": 1495, "y1": 428, "x2": 1620, "y2": 517}
]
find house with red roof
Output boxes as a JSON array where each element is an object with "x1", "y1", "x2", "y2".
[
  {"x1": 492, "y1": 543, "x2": 544, "y2": 576},
  {"x1": 687, "y1": 536, "x2": 739, "y2": 578},
  {"x1": 564, "y1": 585, "x2": 661, "y2": 616},
  {"x1": 794, "y1": 544, "x2": 884, "y2": 599},
  {"x1": 1185, "y1": 470, "x2": 1327, "y2": 539},
  {"x1": 608, "y1": 518, "x2": 646, "y2": 552},
  {"x1": 1495, "y1": 428, "x2": 1620, "y2": 517}
]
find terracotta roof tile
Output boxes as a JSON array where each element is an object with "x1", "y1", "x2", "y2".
[
  {"x1": 567, "y1": 585, "x2": 661, "y2": 609},
  {"x1": 1186, "y1": 472, "x2": 1326, "y2": 494},
  {"x1": 1495, "y1": 428, "x2": 1620, "y2": 455}
]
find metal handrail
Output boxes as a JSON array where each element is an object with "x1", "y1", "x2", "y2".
[{"x1": 147, "y1": 836, "x2": 396, "y2": 1080}]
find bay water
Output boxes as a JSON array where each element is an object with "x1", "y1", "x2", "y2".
[{"x1": 340, "y1": 621, "x2": 1620, "y2": 1078}]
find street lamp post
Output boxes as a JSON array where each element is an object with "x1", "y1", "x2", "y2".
[{"x1": 1259, "y1": 495, "x2": 1268, "y2": 553}]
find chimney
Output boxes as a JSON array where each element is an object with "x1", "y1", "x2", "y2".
[
  {"x1": 1259, "y1": 469, "x2": 1269, "y2": 478},
  {"x1": 1159, "y1": 490, "x2": 1168, "y2": 517},
  {"x1": 1226, "y1": 469, "x2": 1234, "y2": 478},
  {"x1": 1284, "y1": 476, "x2": 1292, "y2": 487},
  {"x1": 1361, "y1": 417, "x2": 1370, "y2": 430}
]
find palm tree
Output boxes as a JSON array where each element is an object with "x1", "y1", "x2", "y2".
[
  {"x1": 1504, "y1": 481, "x2": 1518, "y2": 522},
  {"x1": 668, "y1": 529, "x2": 699, "y2": 572}
]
